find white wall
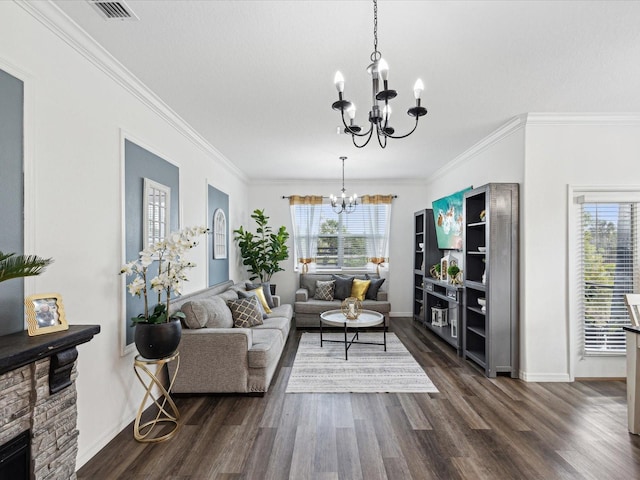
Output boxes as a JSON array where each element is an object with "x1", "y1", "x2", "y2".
[
  {"x1": 424, "y1": 113, "x2": 640, "y2": 381},
  {"x1": 523, "y1": 115, "x2": 640, "y2": 380},
  {"x1": 0, "y1": 2, "x2": 249, "y2": 468},
  {"x1": 247, "y1": 180, "x2": 428, "y2": 316}
]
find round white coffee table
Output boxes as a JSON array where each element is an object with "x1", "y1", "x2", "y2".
[{"x1": 319, "y1": 309, "x2": 386, "y2": 360}]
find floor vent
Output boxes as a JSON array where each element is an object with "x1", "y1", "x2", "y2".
[{"x1": 88, "y1": 1, "x2": 139, "y2": 21}]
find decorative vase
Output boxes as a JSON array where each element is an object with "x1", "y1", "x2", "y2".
[{"x1": 134, "y1": 319, "x2": 182, "y2": 360}]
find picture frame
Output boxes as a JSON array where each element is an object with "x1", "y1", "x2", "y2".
[{"x1": 25, "y1": 293, "x2": 69, "y2": 336}]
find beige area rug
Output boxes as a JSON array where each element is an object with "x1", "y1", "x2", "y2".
[{"x1": 286, "y1": 332, "x2": 439, "y2": 393}]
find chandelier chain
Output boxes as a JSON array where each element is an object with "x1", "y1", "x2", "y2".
[{"x1": 373, "y1": 0, "x2": 378, "y2": 55}]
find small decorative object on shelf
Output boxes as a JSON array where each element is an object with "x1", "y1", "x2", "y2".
[
  {"x1": 451, "y1": 317, "x2": 458, "y2": 338},
  {"x1": 429, "y1": 263, "x2": 440, "y2": 279},
  {"x1": 477, "y1": 297, "x2": 486, "y2": 313},
  {"x1": 431, "y1": 305, "x2": 448, "y2": 327},
  {"x1": 440, "y1": 252, "x2": 458, "y2": 282},
  {"x1": 479, "y1": 210, "x2": 486, "y2": 221},
  {"x1": 341, "y1": 297, "x2": 362, "y2": 320},
  {"x1": 447, "y1": 265, "x2": 461, "y2": 285}
]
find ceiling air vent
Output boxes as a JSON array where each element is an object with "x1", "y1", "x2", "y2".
[{"x1": 88, "y1": 1, "x2": 139, "y2": 21}]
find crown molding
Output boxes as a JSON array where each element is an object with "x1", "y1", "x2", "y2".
[
  {"x1": 524, "y1": 112, "x2": 640, "y2": 126},
  {"x1": 427, "y1": 112, "x2": 640, "y2": 184},
  {"x1": 17, "y1": 0, "x2": 247, "y2": 182},
  {"x1": 427, "y1": 115, "x2": 526, "y2": 183},
  {"x1": 249, "y1": 177, "x2": 428, "y2": 187}
]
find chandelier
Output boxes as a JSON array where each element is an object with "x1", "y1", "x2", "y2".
[
  {"x1": 330, "y1": 156, "x2": 358, "y2": 214},
  {"x1": 332, "y1": 0, "x2": 427, "y2": 149}
]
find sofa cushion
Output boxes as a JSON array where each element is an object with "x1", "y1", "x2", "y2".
[
  {"x1": 351, "y1": 278, "x2": 371, "y2": 301},
  {"x1": 180, "y1": 297, "x2": 233, "y2": 329},
  {"x1": 295, "y1": 298, "x2": 342, "y2": 314},
  {"x1": 228, "y1": 296, "x2": 264, "y2": 328},
  {"x1": 253, "y1": 317, "x2": 290, "y2": 341},
  {"x1": 246, "y1": 281, "x2": 275, "y2": 308},
  {"x1": 238, "y1": 289, "x2": 269, "y2": 318},
  {"x1": 218, "y1": 289, "x2": 239, "y2": 303},
  {"x1": 365, "y1": 275, "x2": 386, "y2": 300},
  {"x1": 248, "y1": 329, "x2": 283, "y2": 369},
  {"x1": 268, "y1": 303, "x2": 293, "y2": 320},
  {"x1": 332, "y1": 275, "x2": 354, "y2": 300},
  {"x1": 314, "y1": 280, "x2": 335, "y2": 301}
]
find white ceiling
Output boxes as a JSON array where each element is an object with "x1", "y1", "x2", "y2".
[{"x1": 54, "y1": 0, "x2": 640, "y2": 181}]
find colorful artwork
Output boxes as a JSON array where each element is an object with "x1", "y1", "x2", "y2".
[{"x1": 431, "y1": 186, "x2": 472, "y2": 250}]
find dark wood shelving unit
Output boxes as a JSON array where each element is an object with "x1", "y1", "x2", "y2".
[{"x1": 463, "y1": 183, "x2": 519, "y2": 377}]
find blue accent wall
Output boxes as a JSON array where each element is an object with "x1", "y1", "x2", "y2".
[
  {"x1": 208, "y1": 184, "x2": 229, "y2": 286},
  {"x1": 124, "y1": 140, "x2": 179, "y2": 345},
  {"x1": 0, "y1": 69, "x2": 24, "y2": 336}
]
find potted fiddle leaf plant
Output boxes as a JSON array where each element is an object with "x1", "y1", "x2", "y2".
[
  {"x1": 120, "y1": 226, "x2": 208, "y2": 359},
  {"x1": 0, "y1": 251, "x2": 53, "y2": 283},
  {"x1": 233, "y1": 209, "x2": 289, "y2": 292}
]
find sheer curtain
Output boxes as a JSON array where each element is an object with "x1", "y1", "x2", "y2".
[
  {"x1": 361, "y1": 195, "x2": 393, "y2": 274},
  {"x1": 289, "y1": 195, "x2": 323, "y2": 272}
]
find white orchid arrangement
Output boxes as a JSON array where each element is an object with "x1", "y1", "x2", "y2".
[{"x1": 121, "y1": 226, "x2": 209, "y2": 324}]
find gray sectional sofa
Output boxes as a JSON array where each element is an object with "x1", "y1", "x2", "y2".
[
  {"x1": 294, "y1": 273, "x2": 391, "y2": 328},
  {"x1": 166, "y1": 280, "x2": 293, "y2": 394}
]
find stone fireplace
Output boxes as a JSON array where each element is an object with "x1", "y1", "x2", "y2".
[{"x1": 0, "y1": 325, "x2": 99, "y2": 480}]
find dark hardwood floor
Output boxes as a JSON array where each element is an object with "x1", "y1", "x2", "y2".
[{"x1": 78, "y1": 318, "x2": 640, "y2": 479}]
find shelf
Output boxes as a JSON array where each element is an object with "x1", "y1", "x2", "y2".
[
  {"x1": 464, "y1": 281, "x2": 486, "y2": 291},
  {"x1": 467, "y1": 251, "x2": 486, "y2": 256},
  {"x1": 422, "y1": 322, "x2": 458, "y2": 348},
  {"x1": 467, "y1": 306, "x2": 485, "y2": 315},
  {"x1": 415, "y1": 298, "x2": 423, "y2": 305},
  {"x1": 467, "y1": 221, "x2": 486, "y2": 228},
  {"x1": 467, "y1": 325, "x2": 486, "y2": 338},
  {"x1": 466, "y1": 349, "x2": 486, "y2": 367}
]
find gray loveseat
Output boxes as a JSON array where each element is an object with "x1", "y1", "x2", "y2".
[
  {"x1": 294, "y1": 273, "x2": 391, "y2": 328},
  {"x1": 166, "y1": 280, "x2": 293, "y2": 394}
]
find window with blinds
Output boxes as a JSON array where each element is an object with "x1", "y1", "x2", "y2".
[
  {"x1": 291, "y1": 202, "x2": 390, "y2": 270},
  {"x1": 578, "y1": 200, "x2": 638, "y2": 354}
]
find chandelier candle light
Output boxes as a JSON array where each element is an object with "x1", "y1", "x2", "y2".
[
  {"x1": 330, "y1": 156, "x2": 358, "y2": 214},
  {"x1": 332, "y1": 0, "x2": 427, "y2": 148}
]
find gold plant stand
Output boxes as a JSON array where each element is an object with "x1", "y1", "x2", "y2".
[{"x1": 133, "y1": 352, "x2": 180, "y2": 443}]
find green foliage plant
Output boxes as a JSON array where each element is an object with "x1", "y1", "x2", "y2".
[
  {"x1": 234, "y1": 209, "x2": 290, "y2": 282},
  {"x1": 0, "y1": 252, "x2": 53, "y2": 283}
]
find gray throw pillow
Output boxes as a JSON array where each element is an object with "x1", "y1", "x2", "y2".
[
  {"x1": 331, "y1": 275, "x2": 354, "y2": 300},
  {"x1": 365, "y1": 274, "x2": 386, "y2": 300},
  {"x1": 180, "y1": 297, "x2": 234, "y2": 329},
  {"x1": 245, "y1": 281, "x2": 275, "y2": 308},
  {"x1": 314, "y1": 280, "x2": 335, "y2": 301},
  {"x1": 238, "y1": 289, "x2": 269, "y2": 319},
  {"x1": 227, "y1": 296, "x2": 264, "y2": 328}
]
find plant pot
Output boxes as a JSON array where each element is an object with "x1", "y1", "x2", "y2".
[{"x1": 134, "y1": 319, "x2": 182, "y2": 360}]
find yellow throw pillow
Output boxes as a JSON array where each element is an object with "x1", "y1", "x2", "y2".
[
  {"x1": 249, "y1": 287, "x2": 272, "y2": 314},
  {"x1": 351, "y1": 279, "x2": 371, "y2": 301}
]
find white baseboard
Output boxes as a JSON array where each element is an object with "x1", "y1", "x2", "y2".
[
  {"x1": 519, "y1": 371, "x2": 572, "y2": 382},
  {"x1": 390, "y1": 312, "x2": 412, "y2": 318}
]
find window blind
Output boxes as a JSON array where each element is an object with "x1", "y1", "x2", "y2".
[
  {"x1": 291, "y1": 202, "x2": 391, "y2": 270},
  {"x1": 578, "y1": 202, "x2": 637, "y2": 354}
]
